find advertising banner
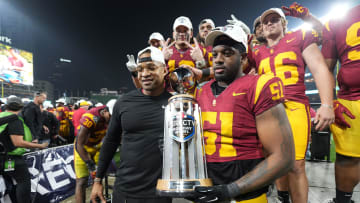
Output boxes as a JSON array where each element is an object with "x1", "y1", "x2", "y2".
[{"x1": 25, "y1": 144, "x2": 76, "y2": 203}]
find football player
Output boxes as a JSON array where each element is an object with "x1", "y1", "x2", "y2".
[
  {"x1": 148, "y1": 32, "x2": 165, "y2": 49},
  {"x1": 56, "y1": 98, "x2": 73, "y2": 143},
  {"x1": 196, "y1": 18, "x2": 216, "y2": 67},
  {"x1": 190, "y1": 24, "x2": 294, "y2": 203},
  {"x1": 126, "y1": 16, "x2": 212, "y2": 90},
  {"x1": 252, "y1": 16, "x2": 267, "y2": 47},
  {"x1": 197, "y1": 19, "x2": 215, "y2": 47},
  {"x1": 74, "y1": 105, "x2": 111, "y2": 203},
  {"x1": 321, "y1": 5, "x2": 360, "y2": 203},
  {"x1": 162, "y1": 16, "x2": 210, "y2": 73},
  {"x1": 72, "y1": 100, "x2": 90, "y2": 137},
  {"x1": 252, "y1": 8, "x2": 335, "y2": 203}
]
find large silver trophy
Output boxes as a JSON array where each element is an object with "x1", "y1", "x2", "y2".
[{"x1": 157, "y1": 67, "x2": 212, "y2": 197}]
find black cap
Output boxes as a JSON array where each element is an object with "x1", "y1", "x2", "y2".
[{"x1": 5, "y1": 96, "x2": 24, "y2": 111}]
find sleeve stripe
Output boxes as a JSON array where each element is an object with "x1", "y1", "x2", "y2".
[
  {"x1": 254, "y1": 75, "x2": 274, "y2": 104},
  {"x1": 302, "y1": 29, "x2": 306, "y2": 41},
  {"x1": 325, "y1": 21, "x2": 331, "y2": 32}
]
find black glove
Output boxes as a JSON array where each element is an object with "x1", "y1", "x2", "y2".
[
  {"x1": 85, "y1": 160, "x2": 96, "y2": 172},
  {"x1": 191, "y1": 183, "x2": 240, "y2": 203}
]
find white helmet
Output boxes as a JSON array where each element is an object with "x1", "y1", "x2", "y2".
[
  {"x1": 56, "y1": 98, "x2": 66, "y2": 104},
  {"x1": 106, "y1": 99, "x2": 117, "y2": 115},
  {"x1": 95, "y1": 102, "x2": 103, "y2": 107},
  {"x1": 21, "y1": 98, "x2": 31, "y2": 103},
  {"x1": 43, "y1": 102, "x2": 53, "y2": 109}
]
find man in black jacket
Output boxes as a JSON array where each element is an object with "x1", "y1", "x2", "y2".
[
  {"x1": 91, "y1": 46, "x2": 172, "y2": 203},
  {"x1": 40, "y1": 104, "x2": 60, "y2": 146},
  {"x1": 21, "y1": 91, "x2": 47, "y2": 141}
]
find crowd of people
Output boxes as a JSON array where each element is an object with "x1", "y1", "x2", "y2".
[
  {"x1": 92, "y1": 2, "x2": 359, "y2": 203},
  {"x1": 0, "y1": 92, "x2": 117, "y2": 203},
  {"x1": 0, "y1": 1, "x2": 358, "y2": 203}
]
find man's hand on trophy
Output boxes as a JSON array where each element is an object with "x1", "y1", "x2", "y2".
[
  {"x1": 186, "y1": 66, "x2": 203, "y2": 81},
  {"x1": 189, "y1": 185, "x2": 232, "y2": 202}
]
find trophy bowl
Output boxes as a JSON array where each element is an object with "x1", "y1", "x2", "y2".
[{"x1": 168, "y1": 67, "x2": 196, "y2": 94}]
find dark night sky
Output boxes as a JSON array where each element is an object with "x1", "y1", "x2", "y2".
[{"x1": 4, "y1": 0, "x2": 360, "y2": 94}]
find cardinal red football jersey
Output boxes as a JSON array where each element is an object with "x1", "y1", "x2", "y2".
[
  {"x1": 167, "y1": 44, "x2": 210, "y2": 72},
  {"x1": 79, "y1": 106, "x2": 108, "y2": 146},
  {"x1": 322, "y1": 5, "x2": 360, "y2": 100},
  {"x1": 195, "y1": 74, "x2": 285, "y2": 162},
  {"x1": 253, "y1": 29, "x2": 319, "y2": 104},
  {"x1": 56, "y1": 106, "x2": 70, "y2": 121},
  {"x1": 201, "y1": 45, "x2": 213, "y2": 67}
]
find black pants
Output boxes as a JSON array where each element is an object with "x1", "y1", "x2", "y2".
[
  {"x1": 4, "y1": 156, "x2": 31, "y2": 203},
  {"x1": 112, "y1": 192, "x2": 172, "y2": 203}
]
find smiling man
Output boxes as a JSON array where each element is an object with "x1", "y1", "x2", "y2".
[
  {"x1": 162, "y1": 16, "x2": 210, "y2": 73},
  {"x1": 196, "y1": 19, "x2": 216, "y2": 67},
  {"x1": 91, "y1": 46, "x2": 172, "y2": 203}
]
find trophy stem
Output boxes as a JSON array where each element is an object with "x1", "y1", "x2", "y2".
[
  {"x1": 179, "y1": 100, "x2": 187, "y2": 179},
  {"x1": 180, "y1": 142, "x2": 186, "y2": 179}
]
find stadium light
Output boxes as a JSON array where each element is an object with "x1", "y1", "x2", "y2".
[
  {"x1": 298, "y1": 22, "x2": 313, "y2": 31},
  {"x1": 59, "y1": 58, "x2": 72, "y2": 63},
  {"x1": 322, "y1": 3, "x2": 350, "y2": 21},
  {"x1": 292, "y1": 2, "x2": 351, "y2": 31}
]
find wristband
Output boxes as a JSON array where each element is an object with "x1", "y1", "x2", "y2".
[
  {"x1": 201, "y1": 68, "x2": 211, "y2": 80},
  {"x1": 321, "y1": 104, "x2": 333, "y2": 109},
  {"x1": 131, "y1": 71, "x2": 138, "y2": 77},
  {"x1": 94, "y1": 178, "x2": 102, "y2": 183}
]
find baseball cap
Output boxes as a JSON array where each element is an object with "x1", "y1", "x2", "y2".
[
  {"x1": 6, "y1": 96, "x2": 24, "y2": 111},
  {"x1": 253, "y1": 16, "x2": 261, "y2": 32},
  {"x1": 149, "y1": 32, "x2": 164, "y2": 41},
  {"x1": 260, "y1": 8, "x2": 286, "y2": 23},
  {"x1": 205, "y1": 24, "x2": 248, "y2": 51},
  {"x1": 173, "y1": 16, "x2": 193, "y2": 31},
  {"x1": 199, "y1": 18, "x2": 215, "y2": 29},
  {"x1": 137, "y1": 46, "x2": 165, "y2": 65}
]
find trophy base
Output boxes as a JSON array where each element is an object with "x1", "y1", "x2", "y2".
[{"x1": 156, "y1": 179, "x2": 212, "y2": 197}]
